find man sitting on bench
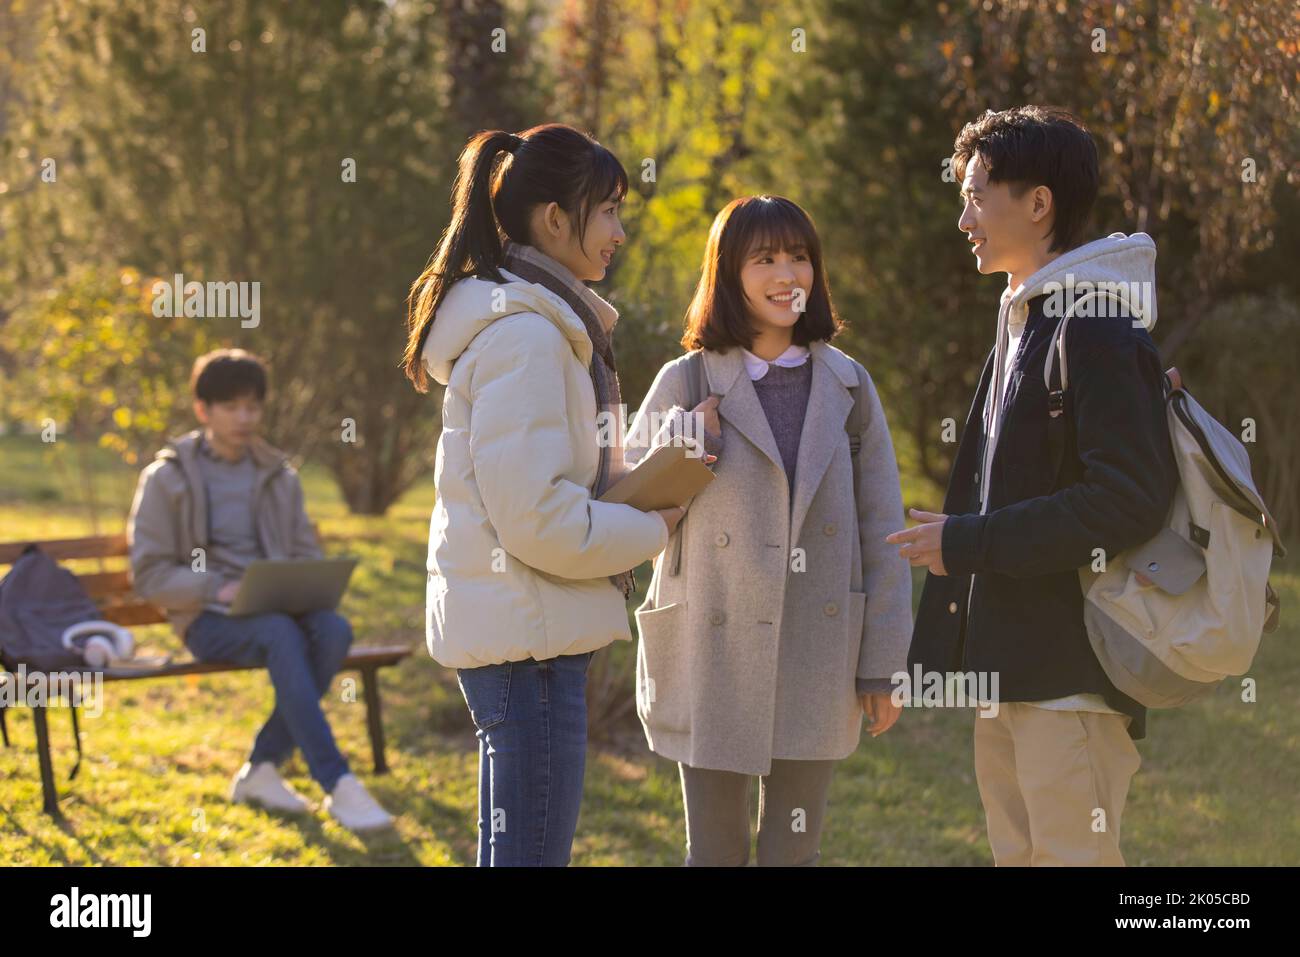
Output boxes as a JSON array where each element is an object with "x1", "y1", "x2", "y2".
[{"x1": 126, "y1": 348, "x2": 392, "y2": 833}]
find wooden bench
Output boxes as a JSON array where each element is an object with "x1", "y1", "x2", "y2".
[{"x1": 0, "y1": 532, "x2": 412, "y2": 820}]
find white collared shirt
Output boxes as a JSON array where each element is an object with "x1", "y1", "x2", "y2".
[{"x1": 741, "y1": 343, "x2": 810, "y2": 381}]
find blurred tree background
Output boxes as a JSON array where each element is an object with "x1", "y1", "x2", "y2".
[
  {"x1": 0, "y1": 0, "x2": 1297, "y2": 841},
  {"x1": 0, "y1": 0, "x2": 1295, "y2": 527}
]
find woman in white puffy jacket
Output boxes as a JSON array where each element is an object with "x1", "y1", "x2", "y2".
[{"x1": 402, "y1": 124, "x2": 696, "y2": 866}]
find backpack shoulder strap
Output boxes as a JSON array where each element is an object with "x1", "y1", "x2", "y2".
[
  {"x1": 1042, "y1": 293, "x2": 1099, "y2": 406},
  {"x1": 668, "y1": 350, "x2": 710, "y2": 578},
  {"x1": 1044, "y1": 313, "x2": 1070, "y2": 490},
  {"x1": 682, "y1": 349, "x2": 709, "y2": 410},
  {"x1": 1041, "y1": 290, "x2": 1130, "y2": 488},
  {"x1": 845, "y1": 361, "x2": 867, "y2": 455}
]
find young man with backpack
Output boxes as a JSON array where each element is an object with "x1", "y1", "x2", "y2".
[
  {"x1": 126, "y1": 349, "x2": 392, "y2": 833},
  {"x1": 888, "y1": 107, "x2": 1179, "y2": 865}
]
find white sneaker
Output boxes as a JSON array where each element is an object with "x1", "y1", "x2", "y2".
[
  {"x1": 230, "y1": 761, "x2": 311, "y2": 815},
  {"x1": 324, "y1": 773, "x2": 394, "y2": 833}
]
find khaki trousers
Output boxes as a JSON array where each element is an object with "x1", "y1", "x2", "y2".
[{"x1": 973, "y1": 702, "x2": 1142, "y2": 866}]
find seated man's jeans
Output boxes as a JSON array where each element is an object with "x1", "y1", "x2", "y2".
[
  {"x1": 456, "y1": 652, "x2": 593, "y2": 867},
  {"x1": 185, "y1": 609, "x2": 353, "y2": 793}
]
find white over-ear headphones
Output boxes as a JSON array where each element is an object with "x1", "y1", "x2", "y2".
[{"x1": 61, "y1": 620, "x2": 135, "y2": 668}]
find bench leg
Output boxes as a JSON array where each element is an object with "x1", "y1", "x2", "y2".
[
  {"x1": 32, "y1": 705, "x2": 63, "y2": 819},
  {"x1": 360, "y1": 666, "x2": 390, "y2": 775}
]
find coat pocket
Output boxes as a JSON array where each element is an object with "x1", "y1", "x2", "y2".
[
  {"x1": 634, "y1": 601, "x2": 689, "y2": 733},
  {"x1": 456, "y1": 661, "x2": 513, "y2": 731}
]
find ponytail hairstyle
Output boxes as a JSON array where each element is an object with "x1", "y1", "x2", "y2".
[{"x1": 402, "y1": 123, "x2": 630, "y2": 391}]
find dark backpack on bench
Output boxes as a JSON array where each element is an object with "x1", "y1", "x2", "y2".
[{"x1": 0, "y1": 546, "x2": 98, "y2": 672}]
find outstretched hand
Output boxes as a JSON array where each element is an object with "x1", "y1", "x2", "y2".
[{"x1": 885, "y1": 507, "x2": 950, "y2": 576}]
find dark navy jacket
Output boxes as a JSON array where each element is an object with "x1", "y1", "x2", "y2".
[{"x1": 908, "y1": 291, "x2": 1179, "y2": 739}]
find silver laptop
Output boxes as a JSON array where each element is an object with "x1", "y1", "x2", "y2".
[{"x1": 227, "y1": 558, "x2": 358, "y2": 617}]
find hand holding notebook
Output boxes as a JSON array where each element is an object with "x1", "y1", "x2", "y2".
[{"x1": 598, "y1": 441, "x2": 716, "y2": 511}]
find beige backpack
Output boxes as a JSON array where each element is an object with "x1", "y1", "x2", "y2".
[{"x1": 1044, "y1": 297, "x2": 1285, "y2": 708}]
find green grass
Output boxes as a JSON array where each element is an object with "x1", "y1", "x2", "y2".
[{"x1": 0, "y1": 433, "x2": 1296, "y2": 865}]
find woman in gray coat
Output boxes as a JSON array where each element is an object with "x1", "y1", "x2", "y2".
[{"x1": 625, "y1": 196, "x2": 914, "y2": 866}]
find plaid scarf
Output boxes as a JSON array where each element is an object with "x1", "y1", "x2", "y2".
[{"x1": 500, "y1": 241, "x2": 636, "y2": 599}]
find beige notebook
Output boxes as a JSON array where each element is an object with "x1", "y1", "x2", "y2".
[{"x1": 598, "y1": 443, "x2": 715, "y2": 511}]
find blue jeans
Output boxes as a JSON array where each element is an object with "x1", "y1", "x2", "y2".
[
  {"x1": 456, "y1": 652, "x2": 594, "y2": 866},
  {"x1": 186, "y1": 609, "x2": 353, "y2": 792}
]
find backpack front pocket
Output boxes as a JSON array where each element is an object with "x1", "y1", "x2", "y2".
[{"x1": 1168, "y1": 500, "x2": 1272, "y2": 675}]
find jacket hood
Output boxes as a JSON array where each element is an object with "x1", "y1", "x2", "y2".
[
  {"x1": 421, "y1": 269, "x2": 597, "y2": 387},
  {"x1": 155, "y1": 429, "x2": 290, "y2": 474},
  {"x1": 1009, "y1": 231, "x2": 1157, "y2": 332}
]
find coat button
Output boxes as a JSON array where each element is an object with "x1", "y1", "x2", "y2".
[
  {"x1": 709, "y1": 610, "x2": 725, "y2": 625},
  {"x1": 714, "y1": 532, "x2": 729, "y2": 547},
  {"x1": 948, "y1": 601, "x2": 958, "y2": 613},
  {"x1": 823, "y1": 523, "x2": 836, "y2": 536},
  {"x1": 824, "y1": 602, "x2": 838, "y2": 617}
]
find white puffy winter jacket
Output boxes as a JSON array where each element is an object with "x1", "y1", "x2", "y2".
[{"x1": 421, "y1": 265, "x2": 669, "y2": 669}]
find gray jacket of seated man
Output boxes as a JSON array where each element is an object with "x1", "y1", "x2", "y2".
[{"x1": 126, "y1": 429, "x2": 323, "y2": 639}]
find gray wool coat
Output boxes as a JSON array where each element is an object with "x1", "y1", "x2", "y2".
[{"x1": 624, "y1": 340, "x2": 914, "y2": 776}]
